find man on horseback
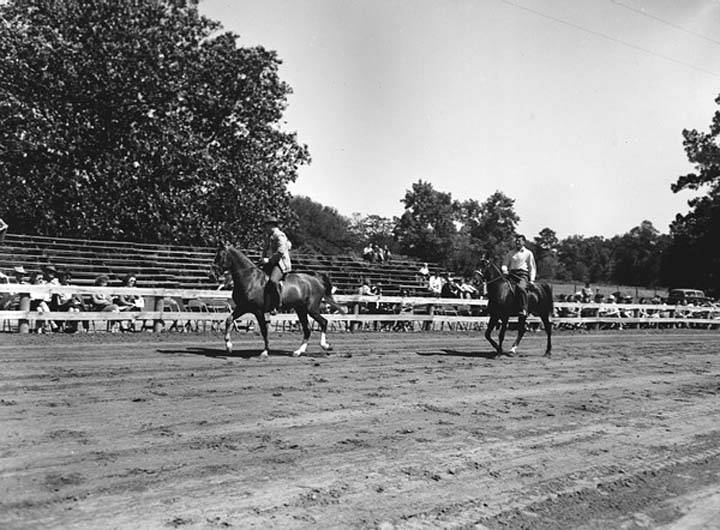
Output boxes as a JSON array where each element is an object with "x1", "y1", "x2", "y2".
[
  {"x1": 502, "y1": 234, "x2": 536, "y2": 317},
  {"x1": 262, "y1": 215, "x2": 292, "y2": 311}
]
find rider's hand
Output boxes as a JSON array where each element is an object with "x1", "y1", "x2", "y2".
[
  {"x1": 262, "y1": 257, "x2": 269, "y2": 264},
  {"x1": 501, "y1": 265, "x2": 508, "y2": 274}
]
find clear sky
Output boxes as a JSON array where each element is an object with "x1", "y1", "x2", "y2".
[{"x1": 199, "y1": 0, "x2": 720, "y2": 239}]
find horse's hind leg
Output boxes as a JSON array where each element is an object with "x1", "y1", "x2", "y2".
[
  {"x1": 541, "y1": 312, "x2": 552, "y2": 357},
  {"x1": 309, "y1": 310, "x2": 332, "y2": 352},
  {"x1": 293, "y1": 307, "x2": 311, "y2": 357},
  {"x1": 485, "y1": 315, "x2": 501, "y2": 355},
  {"x1": 498, "y1": 317, "x2": 510, "y2": 356}
]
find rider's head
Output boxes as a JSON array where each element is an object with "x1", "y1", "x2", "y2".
[
  {"x1": 514, "y1": 234, "x2": 526, "y2": 250},
  {"x1": 263, "y1": 216, "x2": 280, "y2": 234}
]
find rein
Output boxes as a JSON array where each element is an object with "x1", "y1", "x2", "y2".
[{"x1": 484, "y1": 263, "x2": 513, "y2": 289}]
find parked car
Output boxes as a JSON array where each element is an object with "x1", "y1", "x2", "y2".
[{"x1": 667, "y1": 288, "x2": 707, "y2": 305}]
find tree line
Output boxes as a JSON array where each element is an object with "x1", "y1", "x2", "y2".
[
  {"x1": 287, "y1": 187, "x2": 673, "y2": 290},
  {"x1": 0, "y1": 0, "x2": 718, "y2": 294}
]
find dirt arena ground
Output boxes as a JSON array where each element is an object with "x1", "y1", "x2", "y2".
[{"x1": 1, "y1": 329, "x2": 719, "y2": 529}]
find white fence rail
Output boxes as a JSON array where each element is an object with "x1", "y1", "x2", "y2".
[{"x1": 0, "y1": 284, "x2": 718, "y2": 333}]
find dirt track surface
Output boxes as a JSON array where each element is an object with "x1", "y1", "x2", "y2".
[{"x1": 1, "y1": 330, "x2": 720, "y2": 529}]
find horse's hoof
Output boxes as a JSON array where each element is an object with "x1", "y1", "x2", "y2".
[
  {"x1": 225, "y1": 341, "x2": 233, "y2": 354},
  {"x1": 292, "y1": 350, "x2": 302, "y2": 357},
  {"x1": 321, "y1": 344, "x2": 333, "y2": 352},
  {"x1": 543, "y1": 351, "x2": 552, "y2": 358},
  {"x1": 259, "y1": 350, "x2": 269, "y2": 359}
]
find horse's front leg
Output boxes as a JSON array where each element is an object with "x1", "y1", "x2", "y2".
[
  {"x1": 485, "y1": 315, "x2": 500, "y2": 355},
  {"x1": 224, "y1": 307, "x2": 242, "y2": 354},
  {"x1": 509, "y1": 314, "x2": 527, "y2": 356},
  {"x1": 256, "y1": 311, "x2": 270, "y2": 358}
]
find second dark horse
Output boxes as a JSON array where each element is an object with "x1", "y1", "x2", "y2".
[
  {"x1": 212, "y1": 244, "x2": 343, "y2": 357},
  {"x1": 479, "y1": 260, "x2": 553, "y2": 357}
]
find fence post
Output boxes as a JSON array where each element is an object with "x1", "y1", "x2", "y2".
[
  {"x1": 153, "y1": 296, "x2": 164, "y2": 333},
  {"x1": 18, "y1": 293, "x2": 31, "y2": 334},
  {"x1": 350, "y1": 302, "x2": 360, "y2": 332},
  {"x1": 424, "y1": 304, "x2": 435, "y2": 331}
]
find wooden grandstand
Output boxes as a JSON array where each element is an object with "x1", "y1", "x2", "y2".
[{"x1": 0, "y1": 234, "x2": 444, "y2": 296}]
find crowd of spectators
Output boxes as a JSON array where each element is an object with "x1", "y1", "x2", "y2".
[
  {"x1": 555, "y1": 290, "x2": 720, "y2": 330},
  {"x1": 0, "y1": 265, "x2": 149, "y2": 333},
  {"x1": 362, "y1": 244, "x2": 391, "y2": 263}
]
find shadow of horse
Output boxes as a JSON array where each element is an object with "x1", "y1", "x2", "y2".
[
  {"x1": 416, "y1": 349, "x2": 498, "y2": 359},
  {"x1": 156, "y1": 347, "x2": 330, "y2": 359}
]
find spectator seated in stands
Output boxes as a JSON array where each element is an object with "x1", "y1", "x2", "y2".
[
  {"x1": 114, "y1": 273, "x2": 145, "y2": 332},
  {"x1": 358, "y1": 277, "x2": 374, "y2": 296},
  {"x1": 418, "y1": 262, "x2": 430, "y2": 277},
  {"x1": 51, "y1": 270, "x2": 85, "y2": 333},
  {"x1": 382, "y1": 245, "x2": 392, "y2": 262},
  {"x1": 114, "y1": 273, "x2": 145, "y2": 311},
  {"x1": 427, "y1": 272, "x2": 443, "y2": 296},
  {"x1": 598, "y1": 295, "x2": 623, "y2": 330},
  {"x1": 217, "y1": 271, "x2": 233, "y2": 290},
  {"x1": 459, "y1": 276, "x2": 479, "y2": 299},
  {"x1": 0, "y1": 217, "x2": 7, "y2": 244},
  {"x1": 42, "y1": 264, "x2": 60, "y2": 286},
  {"x1": 374, "y1": 244, "x2": 385, "y2": 263},
  {"x1": 581, "y1": 282, "x2": 594, "y2": 303},
  {"x1": 30, "y1": 270, "x2": 57, "y2": 333},
  {"x1": 440, "y1": 274, "x2": 461, "y2": 298},
  {"x1": 91, "y1": 275, "x2": 120, "y2": 312},
  {"x1": 362, "y1": 244, "x2": 375, "y2": 262},
  {"x1": 1, "y1": 266, "x2": 28, "y2": 310}
]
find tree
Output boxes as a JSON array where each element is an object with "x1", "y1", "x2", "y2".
[
  {"x1": 0, "y1": 0, "x2": 309, "y2": 246},
  {"x1": 286, "y1": 196, "x2": 357, "y2": 254},
  {"x1": 534, "y1": 227, "x2": 561, "y2": 279},
  {"x1": 394, "y1": 180, "x2": 458, "y2": 263},
  {"x1": 663, "y1": 96, "x2": 720, "y2": 292},
  {"x1": 556, "y1": 235, "x2": 612, "y2": 283},
  {"x1": 466, "y1": 191, "x2": 519, "y2": 264},
  {"x1": 348, "y1": 213, "x2": 396, "y2": 250},
  {"x1": 611, "y1": 221, "x2": 669, "y2": 287}
]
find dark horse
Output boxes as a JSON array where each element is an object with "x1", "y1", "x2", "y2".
[
  {"x1": 479, "y1": 260, "x2": 553, "y2": 357},
  {"x1": 212, "y1": 244, "x2": 343, "y2": 357}
]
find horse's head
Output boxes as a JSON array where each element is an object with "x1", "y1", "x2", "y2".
[{"x1": 210, "y1": 242, "x2": 231, "y2": 282}]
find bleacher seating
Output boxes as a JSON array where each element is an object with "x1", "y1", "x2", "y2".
[{"x1": 0, "y1": 234, "x2": 444, "y2": 296}]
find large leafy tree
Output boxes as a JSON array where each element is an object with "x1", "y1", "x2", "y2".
[
  {"x1": 556, "y1": 235, "x2": 613, "y2": 283},
  {"x1": 465, "y1": 191, "x2": 519, "y2": 264},
  {"x1": 662, "y1": 96, "x2": 720, "y2": 293},
  {"x1": 534, "y1": 227, "x2": 562, "y2": 279},
  {"x1": 0, "y1": 0, "x2": 309, "y2": 246},
  {"x1": 611, "y1": 220, "x2": 669, "y2": 287},
  {"x1": 286, "y1": 196, "x2": 357, "y2": 254},
  {"x1": 394, "y1": 180, "x2": 458, "y2": 263}
]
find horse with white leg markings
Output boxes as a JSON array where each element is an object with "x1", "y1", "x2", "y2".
[
  {"x1": 211, "y1": 243, "x2": 344, "y2": 358},
  {"x1": 478, "y1": 258, "x2": 554, "y2": 358}
]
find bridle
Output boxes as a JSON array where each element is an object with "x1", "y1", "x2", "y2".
[{"x1": 482, "y1": 261, "x2": 516, "y2": 292}]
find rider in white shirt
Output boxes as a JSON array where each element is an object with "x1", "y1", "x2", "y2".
[{"x1": 502, "y1": 234, "x2": 536, "y2": 317}]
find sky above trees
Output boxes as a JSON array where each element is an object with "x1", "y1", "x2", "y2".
[{"x1": 199, "y1": 0, "x2": 720, "y2": 239}]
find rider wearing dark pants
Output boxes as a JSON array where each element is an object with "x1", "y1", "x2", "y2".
[
  {"x1": 503, "y1": 234, "x2": 537, "y2": 319},
  {"x1": 262, "y1": 216, "x2": 292, "y2": 312}
]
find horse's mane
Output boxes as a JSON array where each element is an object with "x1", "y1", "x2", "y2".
[{"x1": 227, "y1": 246, "x2": 257, "y2": 271}]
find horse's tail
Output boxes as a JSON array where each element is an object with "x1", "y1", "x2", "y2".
[{"x1": 319, "y1": 273, "x2": 347, "y2": 314}]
